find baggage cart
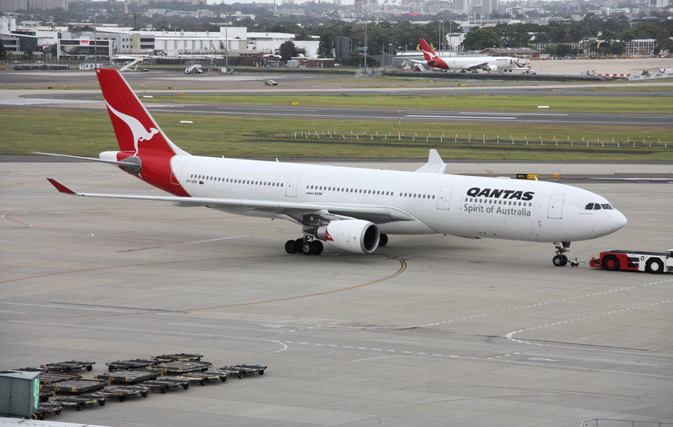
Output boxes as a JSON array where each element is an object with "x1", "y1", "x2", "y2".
[
  {"x1": 220, "y1": 365, "x2": 267, "y2": 379},
  {"x1": 32, "y1": 402, "x2": 62, "y2": 420},
  {"x1": 140, "y1": 377, "x2": 190, "y2": 393},
  {"x1": 43, "y1": 379, "x2": 108, "y2": 394},
  {"x1": 102, "y1": 385, "x2": 150, "y2": 401},
  {"x1": 156, "y1": 361, "x2": 212, "y2": 374},
  {"x1": 52, "y1": 394, "x2": 105, "y2": 411},
  {"x1": 152, "y1": 353, "x2": 203, "y2": 362},
  {"x1": 105, "y1": 359, "x2": 158, "y2": 372},
  {"x1": 41, "y1": 361, "x2": 95, "y2": 372},
  {"x1": 179, "y1": 371, "x2": 227, "y2": 386},
  {"x1": 95, "y1": 369, "x2": 161, "y2": 384}
]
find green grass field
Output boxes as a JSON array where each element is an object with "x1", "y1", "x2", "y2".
[
  {"x1": 143, "y1": 94, "x2": 673, "y2": 114},
  {"x1": 2, "y1": 108, "x2": 671, "y2": 160}
]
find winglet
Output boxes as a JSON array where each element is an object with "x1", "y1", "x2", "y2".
[{"x1": 47, "y1": 178, "x2": 77, "y2": 195}]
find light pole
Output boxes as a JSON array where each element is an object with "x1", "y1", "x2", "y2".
[
  {"x1": 225, "y1": 13, "x2": 230, "y2": 73},
  {"x1": 364, "y1": 21, "x2": 367, "y2": 74},
  {"x1": 388, "y1": 42, "x2": 393, "y2": 68}
]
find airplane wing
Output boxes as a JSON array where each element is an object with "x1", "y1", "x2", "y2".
[
  {"x1": 464, "y1": 62, "x2": 489, "y2": 71},
  {"x1": 46, "y1": 179, "x2": 415, "y2": 226},
  {"x1": 414, "y1": 149, "x2": 446, "y2": 174}
]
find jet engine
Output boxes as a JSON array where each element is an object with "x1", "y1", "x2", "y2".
[
  {"x1": 487, "y1": 65, "x2": 498, "y2": 71},
  {"x1": 317, "y1": 220, "x2": 380, "y2": 254}
]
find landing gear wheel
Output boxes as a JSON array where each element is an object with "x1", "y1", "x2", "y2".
[
  {"x1": 602, "y1": 255, "x2": 620, "y2": 271},
  {"x1": 302, "y1": 242, "x2": 314, "y2": 255},
  {"x1": 312, "y1": 240, "x2": 323, "y2": 255},
  {"x1": 645, "y1": 258, "x2": 664, "y2": 274},
  {"x1": 553, "y1": 254, "x2": 568, "y2": 267},
  {"x1": 379, "y1": 234, "x2": 388, "y2": 247},
  {"x1": 285, "y1": 240, "x2": 297, "y2": 254},
  {"x1": 552, "y1": 242, "x2": 571, "y2": 267}
]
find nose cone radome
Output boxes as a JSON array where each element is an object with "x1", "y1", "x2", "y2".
[{"x1": 611, "y1": 210, "x2": 628, "y2": 233}]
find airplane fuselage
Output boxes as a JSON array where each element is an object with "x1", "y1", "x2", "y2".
[
  {"x1": 172, "y1": 155, "x2": 624, "y2": 243},
  {"x1": 45, "y1": 68, "x2": 626, "y2": 261}
]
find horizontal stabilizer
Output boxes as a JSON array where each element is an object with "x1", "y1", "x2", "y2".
[
  {"x1": 33, "y1": 152, "x2": 139, "y2": 168},
  {"x1": 415, "y1": 149, "x2": 446, "y2": 174}
]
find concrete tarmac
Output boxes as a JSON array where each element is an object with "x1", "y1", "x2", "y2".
[{"x1": 1, "y1": 160, "x2": 672, "y2": 427}]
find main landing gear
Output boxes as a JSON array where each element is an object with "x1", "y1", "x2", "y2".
[
  {"x1": 285, "y1": 236, "x2": 323, "y2": 255},
  {"x1": 284, "y1": 233, "x2": 389, "y2": 256},
  {"x1": 552, "y1": 241, "x2": 571, "y2": 267}
]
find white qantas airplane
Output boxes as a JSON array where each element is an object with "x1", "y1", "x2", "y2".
[
  {"x1": 417, "y1": 38, "x2": 523, "y2": 72},
  {"x1": 40, "y1": 68, "x2": 627, "y2": 266}
]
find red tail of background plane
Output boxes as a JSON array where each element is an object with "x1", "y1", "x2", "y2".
[{"x1": 419, "y1": 39, "x2": 437, "y2": 62}]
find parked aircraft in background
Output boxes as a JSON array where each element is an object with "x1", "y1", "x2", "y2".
[
  {"x1": 38, "y1": 68, "x2": 627, "y2": 265},
  {"x1": 417, "y1": 39, "x2": 524, "y2": 72}
]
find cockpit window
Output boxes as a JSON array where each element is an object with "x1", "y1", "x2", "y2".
[{"x1": 586, "y1": 202, "x2": 613, "y2": 210}]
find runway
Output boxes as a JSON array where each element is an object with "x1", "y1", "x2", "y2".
[
  {"x1": 1, "y1": 88, "x2": 671, "y2": 128},
  {"x1": 1, "y1": 160, "x2": 672, "y2": 427}
]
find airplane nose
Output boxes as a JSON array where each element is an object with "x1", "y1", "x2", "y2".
[{"x1": 611, "y1": 210, "x2": 628, "y2": 232}]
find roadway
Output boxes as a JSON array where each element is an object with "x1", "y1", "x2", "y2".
[{"x1": 1, "y1": 160, "x2": 672, "y2": 427}]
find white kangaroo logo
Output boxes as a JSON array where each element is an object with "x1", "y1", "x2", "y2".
[{"x1": 105, "y1": 101, "x2": 159, "y2": 155}]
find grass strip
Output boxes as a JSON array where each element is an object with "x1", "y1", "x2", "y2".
[
  {"x1": 1, "y1": 108, "x2": 671, "y2": 160},
  {"x1": 143, "y1": 94, "x2": 673, "y2": 114}
]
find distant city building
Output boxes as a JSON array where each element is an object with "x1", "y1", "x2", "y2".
[
  {"x1": 625, "y1": 39, "x2": 655, "y2": 56},
  {"x1": 127, "y1": 0, "x2": 204, "y2": 5},
  {"x1": 335, "y1": 35, "x2": 350, "y2": 60},
  {"x1": 0, "y1": 16, "x2": 18, "y2": 33},
  {"x1": 0, "y1": 0, "x2": 68, "y2": 12}
]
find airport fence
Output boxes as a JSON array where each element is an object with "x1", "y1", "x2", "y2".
[{"x1": 292, "y1": 130, "x2": 671, "y2": 151}]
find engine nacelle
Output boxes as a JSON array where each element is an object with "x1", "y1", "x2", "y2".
[
  {"x1": 317, "y1": 220, "x2": 380, "y2": 254},
  {"x1": 487, "y1": 64, "x2": 497, "y2": 71}
]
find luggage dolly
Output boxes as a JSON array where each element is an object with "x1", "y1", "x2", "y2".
[
  {"x1": 41, "y1": 361, "x2": 95, "y2": 372},
  {"x1": 99, "y1": 385, "x2": 150, "y2": 402},
  {"x1": 220, "y1": 365, "x2": 267, "y2": 379},
  {"x1": 179, "y1": 371, "x2": 227, "y2": 386},
  {"x1": 52, "y1": 394, "x2": 105, "y2": 411},
  {"x1": 141, "y1": 377, "x2": 190, "y2": 393},
  {"x1": 105, "y1": 359, "x2": 158, "y2": 372},
  {"x1": 95, "y1": 369, "x2": 162, "y2": 384},
  {"x1": 155, "y1": 361, "x2": 212, "y2": 374},
  {"x1": 151, "y1": 353, "x2": 203, "y2": 362},
  {"x1": 32, "y1": 402, "x2": 63, "y2": 420},
  {"x1": 43, "y1": 379, "x2": 108, "y2": 394}
]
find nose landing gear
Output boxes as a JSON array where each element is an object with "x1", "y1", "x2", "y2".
[{"x1": 552, "y1": 242, "x2": 571, "y2": 267}]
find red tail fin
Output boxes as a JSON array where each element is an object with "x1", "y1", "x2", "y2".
[
  {"x1": 419, "y1": 39, "x2": 437, "y2": 62},
  {"x1": 96, "y1": 68, "x2": 188, "y2": 158}
]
